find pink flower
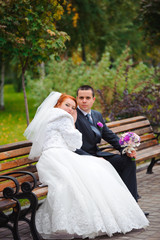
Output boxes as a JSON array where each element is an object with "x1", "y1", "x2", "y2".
[{"x1": 97, "y1": 121, "x2": 103, "y2": 129}]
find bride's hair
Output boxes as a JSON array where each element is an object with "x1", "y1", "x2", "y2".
[{"x1": 55, "y1": 94, "x2": 77, "y2": 108}]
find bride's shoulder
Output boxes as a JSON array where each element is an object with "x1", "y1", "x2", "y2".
[{"x1": 49, "y1": 108, "x2": 72, "y2": 121}]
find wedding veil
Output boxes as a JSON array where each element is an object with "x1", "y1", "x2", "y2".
[{"x1": 24, "y1": 91, "x2": 61, "y2": 159}]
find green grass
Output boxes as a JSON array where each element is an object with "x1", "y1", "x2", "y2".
[{"x1": 0, "y1": 85, "x2": 36, "y2": 145}]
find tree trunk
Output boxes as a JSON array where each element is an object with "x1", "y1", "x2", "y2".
[
  {"x1": 0, "y1": 61, "x2": 5, "y2": 110},
  {"x1": 22, "y1": 69, "x2": 30, "y2": 125},
  {"x1": 40, "y1": 61, "x2": 45, "y2": 81},
  {"x1": 81, "y1": 40, "x2": 86, "y2": 62}
]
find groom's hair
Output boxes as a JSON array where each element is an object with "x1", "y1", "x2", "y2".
[{"x1": 77, "y1": 85, "x2": 95, "y2": 97}]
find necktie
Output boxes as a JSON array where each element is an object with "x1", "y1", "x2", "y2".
[
  {"x1": 86, "y1": 114, "x2": 93, "y2": 124},
  {"x1": 86, "y1": 114, "x2": 101, "y2": 138}
]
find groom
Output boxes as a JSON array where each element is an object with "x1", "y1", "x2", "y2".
[{"x1": 75, "y1": 85, "x2": 138, "y2": 201}]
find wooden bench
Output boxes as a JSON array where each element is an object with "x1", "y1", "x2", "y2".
[
  {"x1": 0, "y1": 115, "x2": 159, "y2": 239},
  {"x1": 99, "y1": 115, "x2": 160, "y2": 172}
]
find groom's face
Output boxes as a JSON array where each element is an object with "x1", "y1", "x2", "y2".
[{"x1": 76, "y1": 90, "x2": 95, "y2": 113}]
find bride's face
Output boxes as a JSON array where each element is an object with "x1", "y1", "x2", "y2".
[{"x1": 58, "y1": 98, "x2": 76, "y2": 116}]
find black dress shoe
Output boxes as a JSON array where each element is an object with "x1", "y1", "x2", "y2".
[{"x1": 144, "y1": 212, "x2": 149, "y2": 217}]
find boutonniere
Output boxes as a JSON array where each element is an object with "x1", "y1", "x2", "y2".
[{"x1": 97, "y1": 121, "x2": 103, "y2": 129}]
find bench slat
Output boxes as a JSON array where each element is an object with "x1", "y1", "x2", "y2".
[
  {"x1": 106, "y1": 116, "x2": 146, "y2": 128},
  {"x1": 136, "y1": 145, "x2": 160, "y2": 162},
  {"x1": 139, "y1": 133, "x2": 156, "y2": 142},
  {"x1": 0, "y1": 147, "x2": 31, "y2": 161},
  {"x1": 98, "y1": 133, "x2": 156, "y2": 149},
  {"x1": 33, "y1": 186, "x2": 48, "y2": 198},
  {"x1": 0, "y1": 166, "x2": 37, "y2": 185},
  {"x1": 0, "y1": 157, "x2": 36, "y2": 171},
  {"x1": 0, "y1": 172, "x2": 39, "y2": 192},
  {"x1": 133, "y1": 126, "x2": 153, "y2": 135},
  {"x1": 0, "y1": 140, "x2": 32, "y2": 152},
  {"x1": 110, "y1": 120, "x2": 151, "y2": 133},
  {"x1": 138, "y1": 139, "x2": 158, "y2": 150},
  {"x1": 0, "y1": 198, "x2": 17, "y2": 211}
]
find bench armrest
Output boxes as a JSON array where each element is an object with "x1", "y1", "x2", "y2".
[
  {"x1": 0, "y1": 175, "x2": 20, "y2": 199},
  {"x1": 2, "y1": 171, "x2": 37, "y2": 193}
]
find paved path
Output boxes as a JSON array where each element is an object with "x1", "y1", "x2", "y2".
[{"x1": 0, "y1": 164, "x2": 160, "y2": 240}]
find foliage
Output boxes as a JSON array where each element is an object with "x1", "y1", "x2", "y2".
[
  {"x1": 58, "y1": 0, "x2": 146, "y2": 61},
  {"x1": 0, "y1": 0, "x2": 70, "y2": 124},
  {"x1": 107, "y1": 82, "x2": 160, "y2": 129},
  {"x1": 95, "y1": 48, "x2": 160, "y2": 127},
  {"x1": 139, "y1": 0, "x2": 160, "y2": 65},
  {"x1": 140, "y1": 0, "x2": 160, "y2": 46},
  {"x1": 28, "y1": 46, "x2": 157, "y2": 120},
  {"x1": 58, "y1": 0, "x2": 106, "y2": 60},
  {"x1": 0, "y1": 0, "x2": 69, "y2": 61}
]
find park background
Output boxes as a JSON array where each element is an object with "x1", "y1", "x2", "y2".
[{"x1": 0, "y1": 0, "x2": 160, "y2": 145}]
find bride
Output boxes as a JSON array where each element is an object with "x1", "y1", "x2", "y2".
[{"x1": 24, "y1": 92, "x2": 149, "y2": 239}]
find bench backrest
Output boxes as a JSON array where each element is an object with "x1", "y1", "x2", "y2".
[
  {"x1": 0, "y1": 115, "x2": 157, "y2": 194},
  {"x1": 0, "y1": 141, "x2": 35, "y2": 194},
  {"x1": 99, "y1": 116, "x2": 158, "y2": 163}
]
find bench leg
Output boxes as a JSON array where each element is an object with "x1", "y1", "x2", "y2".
[
  {"x1": 147, "y1": 157, "x2": 160, "y2": 174},
  {"x1": 0, "y1": 200, "x2": 21, "y2": 240},
  {"x1": 12, "y1": 202, "x2": 21, "y2": 240},
  {"x1": 24, "y1": 195, "x2": 42, "y2": 240},
  {"x1": 11, "y1": 223, "x2": 21, "y2": 240},
  {"x1": 17, "y1": 192, "x2": 41, "y2": 240},
  {"x1": 2, "y1": 223, "x2": 21, "y2": 240}
]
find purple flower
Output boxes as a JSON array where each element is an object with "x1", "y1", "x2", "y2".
[
  {"x1": 97, "y1": 121, "x2": 103, "y2": 129},
  {"x1": 124, "y1": 135, "x2": 130, "y2": 142},
  {"x1": 119, "y1": 139, "x2": 124, "y2": 145},
  {"x1": 119, "y1": 132, "x2": 141, "y2": 148}
]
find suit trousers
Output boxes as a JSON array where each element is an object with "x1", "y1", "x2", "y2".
[{"x1": 104, "y1": 154, "x2": 138, "y2": 201}]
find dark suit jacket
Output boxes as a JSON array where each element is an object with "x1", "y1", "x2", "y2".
[{"x1": 75, "y1": 108, "x2": 123, "y2": 157}]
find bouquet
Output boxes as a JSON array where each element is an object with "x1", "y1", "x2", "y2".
[{"x1": 119, "y1": 132, "x2": 140, "y2": 158}]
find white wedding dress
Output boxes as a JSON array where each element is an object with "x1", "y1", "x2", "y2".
[{"x1": 35, "y1": 108, "x2": 149, "y2": 239}]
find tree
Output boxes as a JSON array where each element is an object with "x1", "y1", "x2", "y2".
[
  {"x1": 58, "y1": 0, "x2": 145, "y2": 61},
  {"x1": 140, "y1": 0, "x2": 160, "y2": 46},
  {"x1": 0, "y1": 55, "x2": 5, "y2": 110},
  {"x1": 0, "y1": 0, "x2": 69, "y2": 125},
  {"x1": 58, "y1": 0, "x2": 106, "y2": 60},
  {"x1": 0, "y1": 46, "x2": 11, "y2": 110},
  {"x1": 139, "y1": 0, "x2": 160, "y2": 65}
]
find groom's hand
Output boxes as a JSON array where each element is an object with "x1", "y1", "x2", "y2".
[{"x1": 126, "y1": 150, "x2": 137, "y2": 159}]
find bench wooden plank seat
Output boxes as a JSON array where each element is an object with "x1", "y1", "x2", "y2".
[{"x1": 0, "y1": 115, "x2": 159, "y2": 239}]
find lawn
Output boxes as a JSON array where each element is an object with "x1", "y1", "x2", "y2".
[{"x1": 0, "y1": 85, "x2": 36, "y2": 145}]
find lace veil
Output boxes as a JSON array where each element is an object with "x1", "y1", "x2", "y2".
[{"x1": 24, "y1": 91, "x2": 61, "y2": 159}]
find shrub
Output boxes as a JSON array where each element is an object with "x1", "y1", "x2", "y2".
[
  {"x1": 99, "y1": 82, "x2": 160, "y2": 129},
  {"x1": 28, "y1": 46, "x2": 159, "y2": 127}
]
